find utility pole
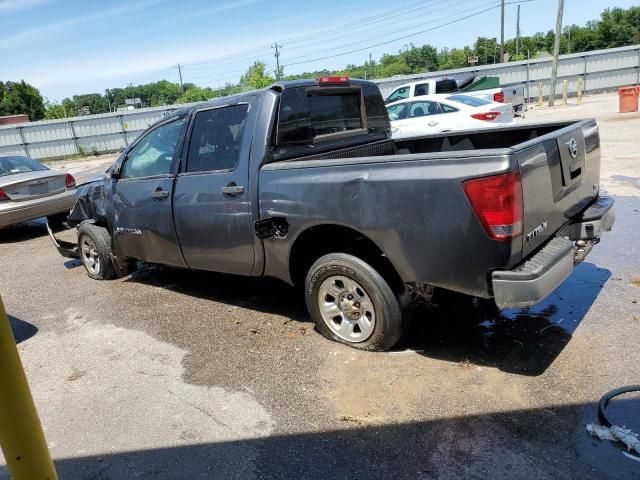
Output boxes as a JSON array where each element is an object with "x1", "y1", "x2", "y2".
[
  {"x1": 549, "y1": 0, "x2": 564, "y2": 106},
  {"x1": 516, "y1": 4, "x2": 521, "y2": 57},
  {"x1": 176, "y1": 64, "x2": 184, "y2": 91},
  {"x1": 500, "y1": 0, "x2": 505, "y2": 63},
  {"x1": 272, "y1": 43, "x2": 282, "y2": 80}
]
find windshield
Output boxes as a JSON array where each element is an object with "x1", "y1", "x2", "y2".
[
  {"x1": 0, "y1": 156, "x2": 49, "y2": 177},
  {"x1": 386, "y1": 103, "x2": 406, "y2": 121},
  {"x1": 446, "y1": 95, "x2": 492, "y2": 107}
]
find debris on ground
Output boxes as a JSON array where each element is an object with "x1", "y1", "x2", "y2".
[
  {"x1": 338, "y1": 413, "x2": 379, "y2": 425},
  {"x1": 249, "y1": 328, "x2": 259, "y2": 334},
  {"x1": 586, "y1": 424, "x2": 640, "y2": 459},
  {"x1": 458, "y1": 359, "x2": 473, "y2": 369}
]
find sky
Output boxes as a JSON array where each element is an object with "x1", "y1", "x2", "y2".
[{"x1": 1, "y1": 0, "x2": 637, "y2": 102}]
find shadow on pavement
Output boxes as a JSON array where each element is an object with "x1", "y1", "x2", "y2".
[
  {"x1": 127, "y1": 262, "x2": 610, "y2": 377},
  {"x1": 405, "y1": 262, "x2": 611, "y2": 376},
  {"x1": 126, "y1": 265, "x2": 309, "y2": 323},
  {"x1": 8, "y1": 315, "x2": 38, "y2": 343},
  {"x1": 1, "y1": 400, "x2": 636, "y2": 480},
  {"x1": 0, "y1": 218, "x2": 67, "y2": 244}
]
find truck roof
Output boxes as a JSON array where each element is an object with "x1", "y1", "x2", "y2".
[{"x1": 164, "y1": 78, "x2": 377, "y2": 122}]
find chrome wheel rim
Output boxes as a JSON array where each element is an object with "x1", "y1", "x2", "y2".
[
  {"x1": 317, "y1": 275, "x2": 375, "y2": 342},
  {"x1": 80, "y1": 235, "x2": 101, "y2": 275}
]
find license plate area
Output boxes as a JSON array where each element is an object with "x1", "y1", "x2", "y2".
[{"x1": 29, "y1": 182, "x2": 49, "y2": 195}]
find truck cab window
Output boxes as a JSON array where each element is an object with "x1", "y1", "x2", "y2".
[
  {"x1": 414, "y1": 83, "x2": 429, "y2": 96},
  {"x1": 122, "y1": 118, "x2": 185, "y2": 179},
  {"x1": 386, "y1": 87, "x2": 409, "y2": 103},
  {"x1": 186, "y1": 104, "x2": 249, "y2": 173}
]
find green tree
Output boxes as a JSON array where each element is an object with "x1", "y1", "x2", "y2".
[
  {"x1": 176, "y1": 86, "x2": 216, "y2": 104},
  {"x1": 474, "y1": 37, "x2": 499, "y2": 64},
  {"x1": 400, "y1": 43, "x2": 438, "y2": 72},
  {"x1": 72, "y1": 93, "x2": 109, "y2": 114},
  {"x1": 240, "y1": 61, "x2": 275, "y2": 89},
  {"x1": 44, "y1": 99, "x2": 77, "y2": 119},
  {"x1": 0, "y1": 80, "x2": 45, "y2": 120}
]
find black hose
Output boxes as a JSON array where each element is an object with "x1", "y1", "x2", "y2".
[{"x1": 597, "y1": 385, "x2": 640, "y2": 427}]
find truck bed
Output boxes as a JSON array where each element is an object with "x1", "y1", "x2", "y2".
[{"x1": 259, "y1": 120, "x2": 600, "y2": 297}]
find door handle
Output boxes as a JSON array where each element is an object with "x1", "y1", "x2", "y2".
[
  {"x1": 222, "y1": 183, "x2": 245, "y2": 196},
  {"x1": 151, "y1": 189, "x2": 170, "y2": 199},
  {"x1": 428, "y1": 121, "x2": 438, "y2": 127}
]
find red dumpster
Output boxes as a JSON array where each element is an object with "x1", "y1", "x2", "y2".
[{"x1": 619, "y1": 86, "x2": 639, "y2": 113}]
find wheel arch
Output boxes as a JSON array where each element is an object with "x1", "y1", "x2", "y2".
[{"x1": 288, "y1": 223, "x2": 405, "y2": 295}]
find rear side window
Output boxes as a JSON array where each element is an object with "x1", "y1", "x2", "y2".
[
  {"x1": 446, "y1": 95, "x2": 492, "y2": 107},
  {"x1": 435, "y1": 79, "x2": 458, "y2": 93},
  {"x1": 277, "y1": 87, "x2": 365, "y2": 145},
  {"x1": 414, "y1": 83, "x2": 429, "y2": 96},
  {"x1": 186, "y1": 104, "x2": 249, "y2": 173},
  {"x1": 440, "y1": 103, "x2": 458, "y2": 113}
]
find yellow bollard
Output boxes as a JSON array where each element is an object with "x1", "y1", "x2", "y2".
[
  {"x1": 562, "y1": 80, "x2": 568, "y2": 105},
  {"x1": 577, "y1": 78, "x2": 583, "y2": 104},
  {"x1": 0, "y1": 296, "x2": 57, "y2": 480},
  {"x1": 537, "y1": 82, "x2": 543, "y2": 106}
]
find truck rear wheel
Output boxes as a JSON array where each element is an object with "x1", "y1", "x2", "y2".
[
  {"x1": 305, "y1": 253, "x2": 403, "y2": 351},
  {"x1": 78, "y1": 222, "x2": 117, "y2": 280}
]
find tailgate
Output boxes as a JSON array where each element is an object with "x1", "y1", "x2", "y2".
[{"x1": 517, "y1": 120, "x2": 600, "y2": 258}]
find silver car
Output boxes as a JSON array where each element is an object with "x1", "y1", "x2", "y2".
[{"x1": 0, "y1": 155, "x2": 77, "y2": 228}]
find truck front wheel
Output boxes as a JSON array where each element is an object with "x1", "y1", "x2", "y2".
[
  {"x1": 78, "y1": 222, "x2": 117, "y2": 280},
  {"x1": 305, "y1": 253, "x2": 403, "y2": 351}
]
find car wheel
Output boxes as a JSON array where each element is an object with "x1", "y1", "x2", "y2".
[
  {"x1": 305, "y1": 253, "x2": 403, "y2": 351},
  {"x1": 77, "y1": 222, "x2": 117, "y2": 280}
]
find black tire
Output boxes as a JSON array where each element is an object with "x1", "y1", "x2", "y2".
[
  {"x1": 305, "y1": 253, "x2": 403, "y2": 351},
  {"x1": 77, "y1": 222, "x2": 117, "y2": 280}
]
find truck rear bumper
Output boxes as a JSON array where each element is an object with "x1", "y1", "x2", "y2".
[{"x1": 492, "y1": 196, "x2": 614, "y2": 309}]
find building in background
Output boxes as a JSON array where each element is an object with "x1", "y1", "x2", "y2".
[{"x1": 0, "y1": 114, "x2": 29, "y2": 126}]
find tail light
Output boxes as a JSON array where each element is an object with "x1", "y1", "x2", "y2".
[
  {"x1": 471, "y1": 111, "x2": 501, "y2": 121},
  {"x1": 65, "y1": 173, "x2": 76, "y2": 189},
  {"x1": 463, "y1": 171, "x2": 523, "y2": 240},
  {"x1": 494, "y1": 92, "x2": 505, "y2": 103},
  {"x1": 317, "y1": 76, "x2": 350, "y2": 85},
  {"x1": 0, "y1": 189, "x2": 9, "y2": 201}
]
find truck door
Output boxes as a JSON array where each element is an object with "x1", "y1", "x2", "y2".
[
  {"x1": 112, "y1": 116, "x2": 186, "y2": 267},
  {"x1": 172, "y1": 103, "x2": 255, "y2": 275}
]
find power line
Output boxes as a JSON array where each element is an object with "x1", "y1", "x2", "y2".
[{"x1": 282, "y1": 0, "x2": 534, "y2": 69}]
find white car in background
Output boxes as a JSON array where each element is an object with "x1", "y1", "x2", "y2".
[{"x1": 386, "y1": 94, "x2": 515, "y2": 140}]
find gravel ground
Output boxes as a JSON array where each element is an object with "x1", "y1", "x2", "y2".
[{"x1": 1, "y1": 93, "x2": 639, "y2": 479}]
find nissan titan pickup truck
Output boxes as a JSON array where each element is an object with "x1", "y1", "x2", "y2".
[{"x1": 49, "y1": 77, "x2": 614, "y2": 351}]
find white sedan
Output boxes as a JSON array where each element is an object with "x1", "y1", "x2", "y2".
[{"x1": 386, "y1": 94, "x2": 515, "y2": 140}]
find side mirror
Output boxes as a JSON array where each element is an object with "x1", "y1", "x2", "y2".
[{"x1": 109, "y1": 154, "x2": 126, "y2": 179}]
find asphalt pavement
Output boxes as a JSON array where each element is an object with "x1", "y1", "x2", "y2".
[{"x1": 1, "y1": 94, "x2": 639, "y2": 479}]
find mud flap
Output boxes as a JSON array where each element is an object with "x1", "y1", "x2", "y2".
[{"x1": 46, "y1": 220, "x2": 80, "y2": 259}]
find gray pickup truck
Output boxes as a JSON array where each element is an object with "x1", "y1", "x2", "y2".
[{"x1": 49, "y1": 77, "x2": 614, "y2": 351}]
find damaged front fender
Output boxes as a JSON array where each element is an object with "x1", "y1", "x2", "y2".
[{"x1": 47, "y1": 175, "x2": 115, "y2": 259}]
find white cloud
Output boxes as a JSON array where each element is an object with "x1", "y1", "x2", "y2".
[{"x1": 0, "y1": 0, "x2": 49, "y2": 12}]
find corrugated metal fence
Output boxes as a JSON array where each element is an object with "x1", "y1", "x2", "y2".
[
  {"x1": 2, "y1": 45, "x2": 639, "y2": 160},
  {"x1": 0, "y1": 103, "x2": 200, "y2": 160},
  {"x1": 373, "y1": 44, "x2": 640, "y2": 100}
]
